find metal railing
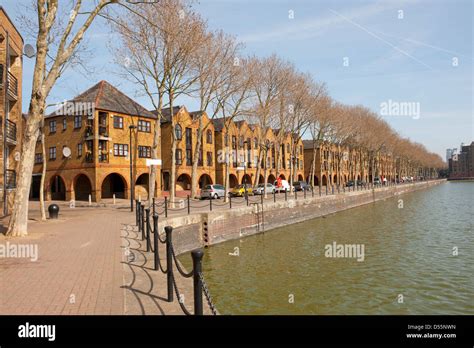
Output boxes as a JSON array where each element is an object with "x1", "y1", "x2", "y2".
[
  {"x1": 135, "y1": 202, "x2": 218, "y2": 315},
  {"x1": 7, "y1": 71, "x2": 18, "y2": 99},
  {"x1": 5, "y1": 119, "x2": 17, "y2": 144},
  {"x1": 5, "y1": 169, "x2": 16, "y2": 189}
]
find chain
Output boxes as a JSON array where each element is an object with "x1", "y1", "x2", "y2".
[
  {"x1": 170, "y1": 241, "x2": 194, "y2": 278},
  {"x1": 171, "y1": 273, "x2": 192, "y2": 315},
  {"x1": 198, "y1": 272, "x2": 218, "y2": 315}
]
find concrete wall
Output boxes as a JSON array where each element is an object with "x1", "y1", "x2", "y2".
[{"x1": 156, "y1": 180, "x2": 445, "y2": 255}]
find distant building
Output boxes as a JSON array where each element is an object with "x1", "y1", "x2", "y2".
[
  {"x1": 446, "y1": 148, "x2": 457, "y2": 163},
  {"x1": 448, "y1": 142, "x2": 474, "y2": 180}
]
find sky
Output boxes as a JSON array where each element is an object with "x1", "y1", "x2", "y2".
[{"x1": 2, "y1": 0, "x2": 473, "y2": 160}]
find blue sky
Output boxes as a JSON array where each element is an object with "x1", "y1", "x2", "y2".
[{"x1": 2, "y1": 0, "x2": 473, "y2": 159}]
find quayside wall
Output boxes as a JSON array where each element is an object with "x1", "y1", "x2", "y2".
[{"x1": 157, "y1": 180, "x2": 446, "y2": 255}]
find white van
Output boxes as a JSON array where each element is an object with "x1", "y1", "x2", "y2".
[{"x1": 274, "y1": 179, "x2": 291, "y2": 193}]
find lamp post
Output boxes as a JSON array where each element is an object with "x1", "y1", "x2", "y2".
[
  {"x1": 129, "y1": 124, "x2": 137, "y2": 212},
  {"x1": 242, "y1": 140, "x2": 249, "y2": 200}
]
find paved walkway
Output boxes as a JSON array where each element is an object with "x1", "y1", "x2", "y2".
[{"x1": 0, "y1": 202, "x2": 202, "y2": 315}]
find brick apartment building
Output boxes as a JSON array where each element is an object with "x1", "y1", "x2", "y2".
[
  {"x1": 0, "y1": 7, "x2": 23, "y2": 215},
  {"x1": 449, "y1": 142, "x2": 474, "y2": 180}
]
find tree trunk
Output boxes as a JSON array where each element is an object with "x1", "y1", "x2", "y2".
[
  {"x1": 191, "y1": 118, "x2": 203, "y2": 199},
  {"x1": 39, "y1": 130, "x2": 47, "y2": 221},
  {"x1": 169, "y1": 94, "x2": 176, "y2": 207},
  {"x1": 149, "y1": 101, "x2": 163, "y2": 206}
]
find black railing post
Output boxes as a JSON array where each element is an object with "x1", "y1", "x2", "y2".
[
  {"x1": 261, "y1": 192, "x2": 264, "y2": 204},
  {"x1": 135, "y1": 200, "x2": 139, "y2": 226},
  {"x1": 209, "y1": 197, "x2": 213, "y2": 211},
  {"x1": 295, "y1": 190, "x2": 297, "y2": 200},
  {"x1": 165, "y1": 226, "x2": 174, "y2": 302},
  {"x1": 229, "y1": 195, "x2": 232, "y2": 209},
  {"x1": 187, "y1": 195, "x2": 190, "y2": 215},
  {"x1": 319, "y1": 186, "x2": 321, "y2": 196},
  {"x1": 137, "y1": 201, "x2": 141, "y2": 232},
  {"x1": 153, "y1": 214, "x2": 159, "y2": 271},
  {"x1": 326, "y1": 185, "x2": 328, "y2": 195},
  {"x1": 152, "y1": 197, "x2": 156, "y2": 215},
  {"x1": 273, "y1": 189, "x2": 276, "y2": 202},
  {"x1": 191, "y1": 249, "x2": 204, "y2": 316},
  {"x1": 246, "y1": 192, "x2": 249, "y2": 206},
  {"x1": 332, "y1": 185, "x2": 334, "y2": 195},
  {"x1": 145, "y1": 208, "x2": 151, "y2": 252},
  {"x1": 164, "y1": 196, "x2": 168, "y2": 218},
  {"x1": 140, "y1": 205, "x2": 145, "y2": 241},
  {"x1": 285, "y1": 189, "x2": 287, "y2": 201}
]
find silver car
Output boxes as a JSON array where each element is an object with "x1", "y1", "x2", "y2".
[
  {"x1": 200, "y1": 184, "x2": 226, "y2": 199},
  {"x1": 253, "y1": 183, "x2": 275, "y2": 195}
]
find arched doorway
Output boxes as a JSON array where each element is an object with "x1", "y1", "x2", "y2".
[
  {"x1": 333, "y1": 174, "x2": 337, "y2": 184},
  {"x1": 258, "y1": 174, "x2": 264, "y2": 184},
  {"x1": 229, "y1": 174, "x2": 238, "y2": 188},
  {"x1": 322, "y1": 175, "x2": 327, "y2": 186},
  {"x1": 102, "y1": 173, "x2": 126, "y2": 198},
  {"x1": 279, "y1": 174, "x2": 286, "y2": 180},
  {"x1": 136, "y1": 173, "x2": 150, "y2": 199},
  {"x1": 50, "y1": 175, "x2": 66, "y2": 200},
  {"x1": 241, "y1": 174, "x2": 252, "y2": 185},
  {"x1": 298, "y1": 174, "x2": 304, "y2": 181},
  {"x1": 198, "y1": 174, "x2": 213, "y2": 188},
  {"x1": 74, "y1": 174, "x2": 92, "y2": 201},
  {"x1": 177, "y1": 174, "x2": 191, "y2": 191},
  {"x1": 268, "y1": 174, "x2": 276, "y2": 184}
]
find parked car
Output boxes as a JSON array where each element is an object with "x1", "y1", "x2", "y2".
[
  {"x1": 345, "y1": 180, "x2": 355, "y2": 187},
  {"x1": 254, "y1": 183, "x2": 275, "y2": 195},
  {"x1": 356, "y1": 180, "x2": 365, "y2": 187},
  {"x1": 273, "y1": 179, "x2": 291, "y2": 193},
  {"x1": 373, "y1": 177, "x2": 381, "y2": 185},
  {"x1": 230, "y1": 184, "x2": 253, "y2": 197},
  {"x1": 293, "y1": 181, "x2": 312, "y2": 192},
  {"x1": 200, "y1": 184, "x2": 226, "y2": 199}
]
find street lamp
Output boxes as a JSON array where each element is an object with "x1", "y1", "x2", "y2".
[
  {"x1": 242, "y1": 140, "x2": 249, "y2": 200},
  {"x1": 129, "y1": 124, "x2": 137, "y2": 212}
]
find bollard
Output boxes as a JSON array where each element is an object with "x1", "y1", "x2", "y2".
[
  {"x1": 165, "y1": 226, "x2": 174, "y2": 302},
  {"x1": 153, "y1": 214, "x2": 159, "y2": 271},
  {"x1": 88, "y1": 194, "x2": 92, "y2": 206},
  {"x1": 319, "y1": 186, "x2": 321, "y2": 196},
  {"x1": 152, "y1": 197, "x2": 156, "y2": 215},
  {"x1": 229, "y1": 195, "x2": 232, "y2": 209},
  {"x1": 304, "y1": 188, "x2": 307, "y2": 199},
  {"x1": 187, "y1": 195, "x2": 190, "y2": 215},
  {"x1": 326, "y1": 185, "x2": 328, "y2": 195},
  {"x1": 332, "y1": 185, "x2": 334, "y2": 195},
  {"x1": 191, "y1": 249, "x2": 204, "y2": 316},
  {"x1": 48, "y1": 204, "x2": 60, "y2": 219},
  {"x1": 141, "y1": 204, "x2": 145, "y2": 241},
  {"x1": 245, "y1": 192, "x2": 249, "y2": 206},
  {"x1": 273, "y1": 189, "x2": 276, "y2": 203},
  {"x1": 295, "y1": 190, "x2": 297, "y2": 200},
  {"x1": 261, "y1": 192, "x2": 264, "y2": 204},
  {"x1": 311, "y1": 187, "x2": 314, "y2": 198},
  {"x1": 113, "y1": 194, "x2": 116, "y2": 205},
  {"x1": 210, "y1": 196, "x2": 213, "y2": 211},
  {"x1": 164, "y1": 196, "x2": 168, "y2": 218},
  {"x1": 285, "y1": 189, "x2": 287, "y2": 201},
  {"x1": 145, "y1": 208, "x2": 151, "y2": 252}
]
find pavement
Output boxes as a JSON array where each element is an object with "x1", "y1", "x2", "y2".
[{"x1": 0, "y1": 201, "x2": 207, "y2": 315}]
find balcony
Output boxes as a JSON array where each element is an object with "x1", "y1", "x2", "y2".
[
  {"x1": 5, "y1": 119, "x2": 17, "y2": 145},
  {"x1": 99, "y1": 153, "x2": 108, "y2": 163},
  {"x1": 7, "y1": 71, "x2": 18, "y2": 101},
  {"x1": 85, "y1": 152, "x2": 94, "y2": 163},
  {"x1": 5, "y1": 169, "x2": 16, "y2": 189}
]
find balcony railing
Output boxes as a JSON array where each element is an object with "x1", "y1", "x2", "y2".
[
  {"x1": 5, "y1": 169, "x2": 16, "y2": 189},
  {"x1": 7, "y1": 71, "x2": 18, "y2": 100},
  {"x1": 99, "y1": 153, "x2": 108, "y2": 163},
  {"x1": 5, "y1": 119, "x2": 17, "y2": 144},
  {"x1": 99, "y1": 126, "x2": 108, "y2": 136},
  {"x1": 85, "y1": 153, "x2": 94, "y2": 163}
]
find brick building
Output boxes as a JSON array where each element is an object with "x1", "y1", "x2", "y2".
[
  {"x1": 0, "y1": 7, "x2": 23, "y2": 215},
  {"x1": 449, "y1": 142, "x2": 474, "y2": 180},
  {"x1": 32, "y1": 81, "x2": 159, "y2": 202}
]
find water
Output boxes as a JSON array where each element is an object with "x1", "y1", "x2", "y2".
[{"x1": 181, "y1": 182, "x2": 474, "y2": 315}]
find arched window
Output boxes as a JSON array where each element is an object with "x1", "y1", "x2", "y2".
[
  {"x1": 175, "y1": 124, "x2": 182, "y2": 140},
  {"x1": 206, "y1": 129, "x2": 212, "y2": 144}
]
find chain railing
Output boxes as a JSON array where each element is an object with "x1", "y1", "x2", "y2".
[{"x1": 135, "y1": 201, "x2": 217, "y2": 315}]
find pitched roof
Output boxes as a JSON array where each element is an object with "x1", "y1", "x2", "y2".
[
  {"x1": 211, "y1": 117, "x2": 227, "y2": 132},
  {"x1": 154, "y1": 106, "x2": 183, "y2": 123},
  {"x1": 47, "y1": 81, "x2": 156, "y2": 119},
  {"x1": 303, "y1": 139, "x2": 317, "y2": 149}
]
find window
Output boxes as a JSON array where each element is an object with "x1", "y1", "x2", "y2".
[
  {"x1": 49, "y1": 147, "x2": 56, "y2": 160},
  {"x1": 49, "y1": 120, "x2": 57, "y2": 133},
  {"x1": 138, "y1": 145, "x2": 151, "y2": 158},
  {"x1": 62, "y1": 118, "x2": 67, "y2": 131},
  {"x1": 224, "y1": 134, "x2": 229, "y2": 147},
  {"x1": 113, "y1": 116, "x2": 123, "y2": 129},
  {"x1": 35, "y1": 153, "x2": 43, "y2": 164},
  {"x1": 232, "y1": 136, "x2": 236, "y2": 149},
  {"x1": 138, "y1": 119, "x2": 151, "y2": 132},
  {"x1": 239, "y1": 136, "x2": 244, "y2": 148},
  {"x1": 185, "y1": 128, "x2": 192, "y2": 146},
  {"x1": 254, "y1": 137, "x2": 258, "y2": 148},
  {"x1": 176, "y1": 149, "x2": 183, "y2": 165},
  {"x1": 77, "y1": 143, "x2": 83, "y2": 157},
  {"x1": 207, "y1": 151, "x2": 213, "y2": 166},
  {"x1": 114, "y1": 143, "x2": 129, "y2": 157},
  {"x1": 175, "y1": 124, "x2": 182, "y2": 140},
  {"x1": 74, "y1": 115, "x2": 82, "y2": 129},
  {"x1": 198, "y1": 149, "x2": 203, "y2": 166},
  {"x1": 186, "y1": 149, "x2": 192, "y2": 166},
  {"x1": 206, "y1": 129, "x2": 212, "y2": 144}
]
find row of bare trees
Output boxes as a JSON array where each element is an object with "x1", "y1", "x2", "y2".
[{"x1": 7, "y1": 0, "x2": 444, "y2": 236}]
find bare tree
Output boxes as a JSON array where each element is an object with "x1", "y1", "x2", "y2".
[{"x1": 7, "y1": 0, "x2": 124, "y2": 237}]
